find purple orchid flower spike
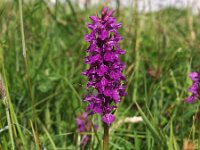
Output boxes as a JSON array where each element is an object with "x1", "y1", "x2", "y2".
[
  {"x1": 185, "y1": 72, "x2": 200, "y2": 103},
  {"x1": 82, "y1": 7, "x2": 126, "y2": 125}
]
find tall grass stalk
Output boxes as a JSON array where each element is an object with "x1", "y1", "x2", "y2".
[
  {"x1": 30, "y1": 120, "x2": 40, "y2": 150},
  {"x1": 41, "y1": 120, "x2": 57, "y2": 150},
  {"x1": 132, "y1": 0, "x2": 141, "y2": 103},
  {"x1": 0, "y1": 47, "x2": 27, "y2": 148},
  {"x1": 18, "y1": 0, "x2": 35, "y2": 123},
  {"x1": 5, "y1": 103, "x2": 15, "y2": 150},
  {"x1": 0, "y1": 75, "x2": 15, "y2": 150},
  {"x1": 18, "y1": 0, "x2": 26, "y2": 59}
]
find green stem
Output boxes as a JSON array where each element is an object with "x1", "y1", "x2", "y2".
[
  {"x1": 5, "y1": 106, "x2": 15, "y2": 150},
  {"x1": 18, "y1": 0, "x2": 26, "y2": 59},
  {"x1": 18, "y1": 0, "x2": 35, "y2": 121},
  {"x1": 0, "y1": 74, "x2": 15, "y2": 149},
  {"x1": 103, "y1": 123, "x2": 109, "y2": 150}
]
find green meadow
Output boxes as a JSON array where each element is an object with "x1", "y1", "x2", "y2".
[{"x1": 0, "y1": 1, "x2": 200, "y2": 149}]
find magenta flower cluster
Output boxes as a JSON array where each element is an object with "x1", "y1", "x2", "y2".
[
  {"x1": 186, "y1": 72, "x2": 200, "y2": 103},
  {"x1": 82, "y1": 7, "x2": 126, "y2": 125}
]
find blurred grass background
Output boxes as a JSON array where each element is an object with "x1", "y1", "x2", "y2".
[{"x1": 0, "y1": 0, "x2": 200, "y2": 149}]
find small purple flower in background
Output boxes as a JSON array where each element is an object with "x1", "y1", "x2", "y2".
[
  {"x1": 186, "y1": 72, "x2": 200, "y2": 103},
  {"x1": 83, "y1": 7, "x2": 126, "y2": 125},
  {"x1": 76, "y1": 112, "x2": 97, "y2": 146}
]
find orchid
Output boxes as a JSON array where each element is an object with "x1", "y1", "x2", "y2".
[
  {"x1": 186, "y1": 72, "x2": 200, "y2": 103},
  {"x1": 83, "y1": 7, "x2": 126, "y2": 125}
]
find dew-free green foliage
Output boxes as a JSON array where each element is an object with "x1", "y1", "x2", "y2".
[{"x1": 0, "y1": 0, "x2": 200, "y2": 149}]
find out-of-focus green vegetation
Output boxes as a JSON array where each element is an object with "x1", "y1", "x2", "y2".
[{"x1": 0, "y1": 0, "x2": 200, "y2": 149}]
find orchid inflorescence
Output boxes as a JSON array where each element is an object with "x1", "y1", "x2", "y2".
[
  {"x1": 186, "y1": 72, "x2": 200, "y2": 103},
  {"x1": 82, "y1": 7, "x2": 126, "y2": 125}
]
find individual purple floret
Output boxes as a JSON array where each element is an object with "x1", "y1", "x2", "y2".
[
  {"x1": 76, "y1": 112, "x2": 98, "y2": 146},
  {"x1": 83, "y1": 7, "x2": 126, "y2": 125},
  {"x1": 186, "y1": 72, "x2": 200, "y2": 103}
]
